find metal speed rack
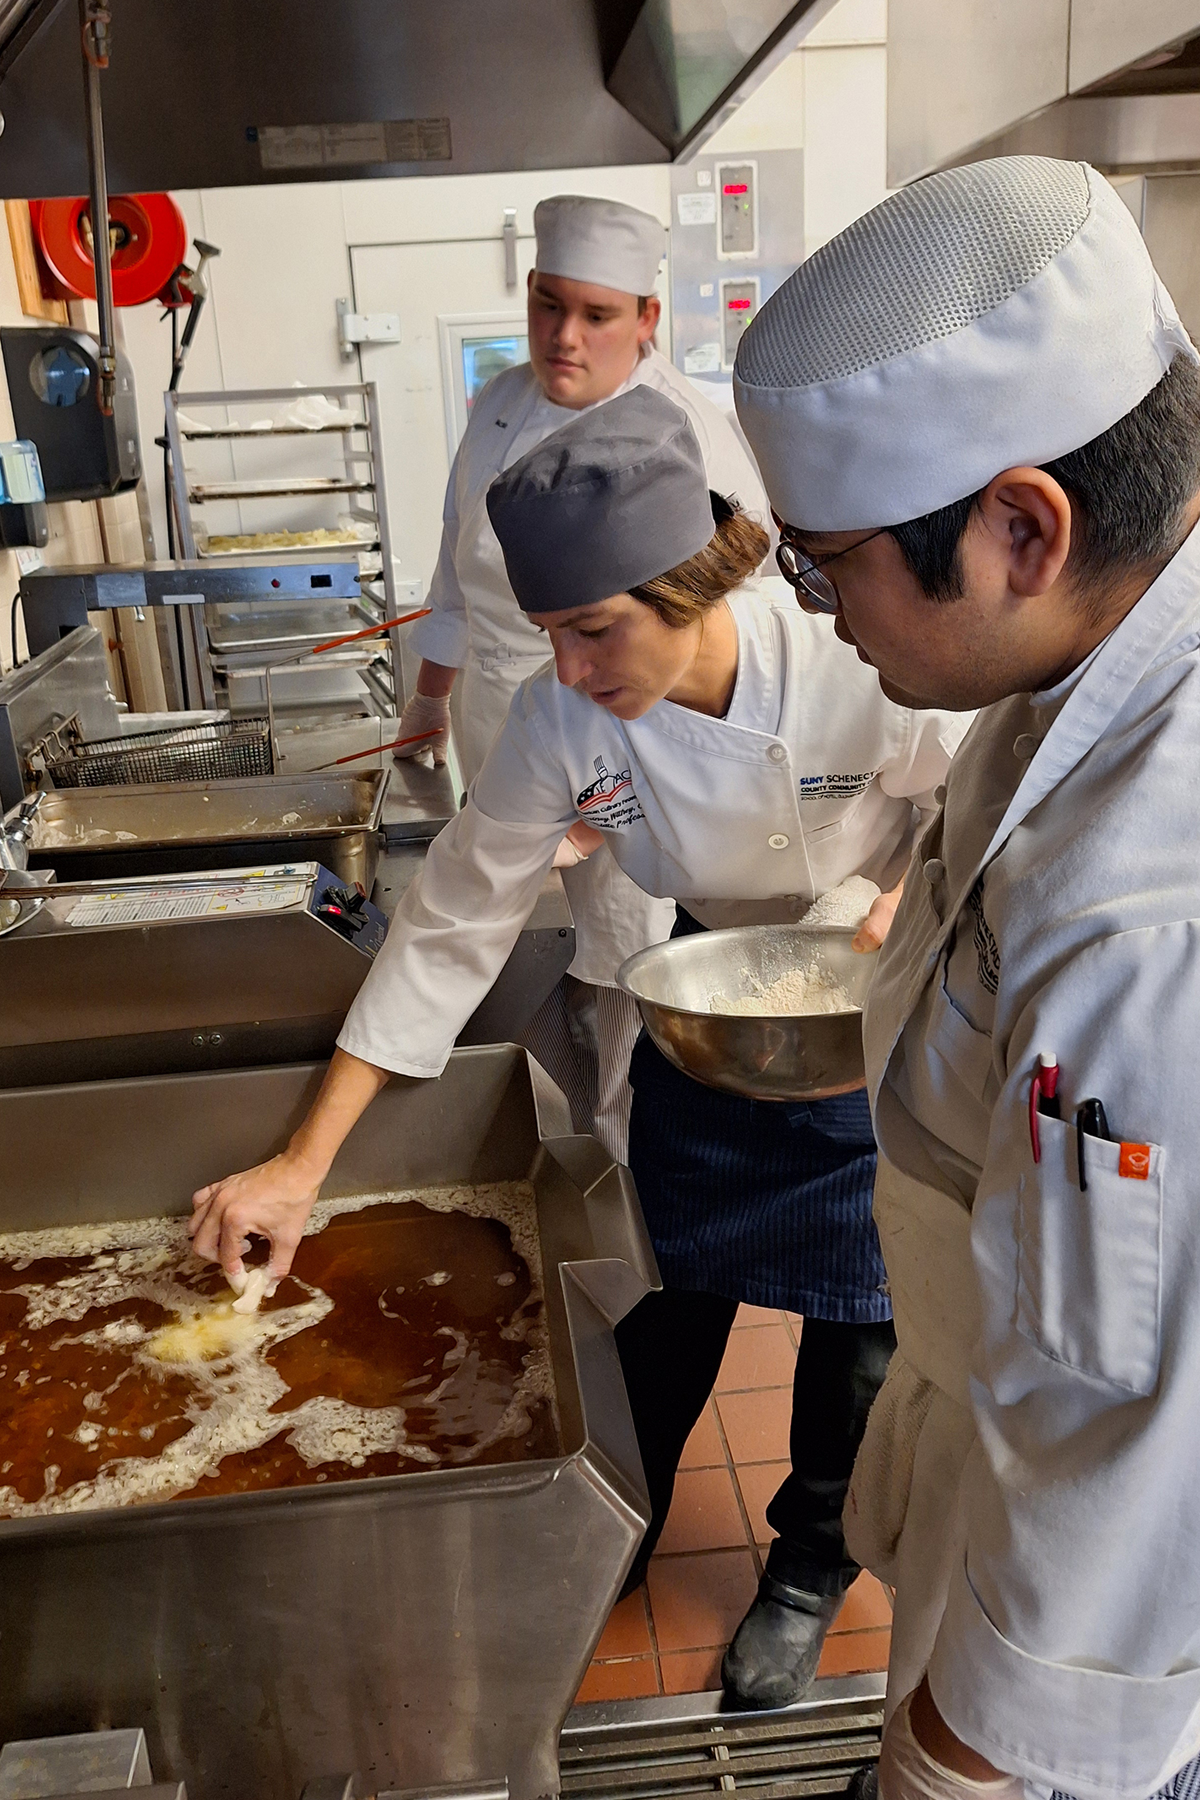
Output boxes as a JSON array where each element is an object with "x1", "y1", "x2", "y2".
[{"x1": 164, "y1": 384, "x2": 410, "y2": 723}]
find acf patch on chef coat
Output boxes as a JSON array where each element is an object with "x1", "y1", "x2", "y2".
[
  {"x1": 576, "y1": 756, "x2": 646, "y2": 830},
  {"x1": 796, "y1": 769, "x2": 880, "y2": 799}
]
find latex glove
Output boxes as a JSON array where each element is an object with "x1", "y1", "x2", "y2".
[
  {"x1": 393, "y1": 691, "x2": 451, "y2": 767},
  {"x1": 878, "y1": 1695, "x2": 1022, "y2": 1800},
  {"x1": 853, "y1": 878, "x2": 905, "y2": 953},
  {"x1": 552, "y1": 820, "x2": 606, "y2": 868}
]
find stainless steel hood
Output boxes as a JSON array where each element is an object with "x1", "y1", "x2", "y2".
[
  {"x1": 0, "y1": 0, "x2": 830, "y2": 195},
  {"x1": 888, "y1": 0, "x2": 1200, "y2": 186}
]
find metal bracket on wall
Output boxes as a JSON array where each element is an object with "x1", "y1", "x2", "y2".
[
  {"x1": 336, "y1": 298, "x2": 400, "y2": 360},
  {"x1": 502, "y1": 207, "x2": 518, "y2": 290}
]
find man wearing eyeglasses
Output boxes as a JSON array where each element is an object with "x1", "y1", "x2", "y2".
[{"x1": 736, "y1": 159, "x2": 1200, "y2": 1800}]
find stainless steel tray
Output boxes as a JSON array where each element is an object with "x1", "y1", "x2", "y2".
[{"x1": 18, "y1": 770, "x2": 388, "y2": 889}]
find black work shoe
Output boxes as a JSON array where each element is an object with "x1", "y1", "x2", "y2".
[{"x1": 720, "y1": 1573, "x2": 844, "y2": 1710}]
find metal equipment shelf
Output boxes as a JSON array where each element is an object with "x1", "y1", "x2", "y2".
[
  {"x1": 179, "y1": 423, "x2": 358, "y2": 440},
  {"x1": 164, "y1": 384, "x2": 408, "y2": 724},
  {"x1": 187, "y1": 477, "x2": 374, "y2": 501},
  {"x1": 196, "y1": 537, "x2": 380, "y2": 559}
]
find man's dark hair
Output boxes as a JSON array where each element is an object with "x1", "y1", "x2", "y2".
[{"x1": 888, "y1": 353, "x2": 1200, "y2": 607}]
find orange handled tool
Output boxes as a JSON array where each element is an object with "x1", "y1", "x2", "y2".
[
  {"x1": 313, "y1": 727, "x2": 444, "y2": 771},
  {"x1": 308, "y1": 607, "x2": 431, "y2": 656}
]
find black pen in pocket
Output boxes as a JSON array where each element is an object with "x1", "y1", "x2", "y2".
[{"x1": 1075, "y1": 1097, "x2": 1112, "y2": 1191}]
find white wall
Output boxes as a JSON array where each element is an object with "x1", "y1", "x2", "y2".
[{"x1": 800, "y1": 0, "x2": 889, "y2": 258}]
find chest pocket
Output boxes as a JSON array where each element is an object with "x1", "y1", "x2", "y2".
[
  {"x1": 1016, "y1": 1113, "x2": 1163, "y2": 1396},
  {"x1": 804, "y1": 790, "x2": 869, "y2": 843},
  {"x1": 926, "y1": 966, "x2": 996, "y2": 1106}
]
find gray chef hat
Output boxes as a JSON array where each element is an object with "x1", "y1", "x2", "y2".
[
  {"x1": 734, "y1": 155, "x2": 1198, "y2": 530},
  {"x1": 486, "y1": 386, "x2": 717, "y2": 614}
]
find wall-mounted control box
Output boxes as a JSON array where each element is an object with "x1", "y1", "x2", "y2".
[
  {"x1": 719, "y1": 276, "x2": 761, "y2": 369},
  {"x1": 716, "y1": 160, "x2": 759, "y2": 259},
  {"x1": 670, "y1": 148, "x2": 804, "y2": 386}
]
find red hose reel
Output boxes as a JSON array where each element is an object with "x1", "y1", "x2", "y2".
[{"x1": 29, "y1": 192, "x2": 188, "y2": 307}]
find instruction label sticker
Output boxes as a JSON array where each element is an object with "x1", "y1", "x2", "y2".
[
  {"x1": 683, "y1": 342, "x2": 721, "y2": 375},
  {"x1": 678, "y1": 191, "x2": 717, "y2": 226},
  {"x1": 67, "y1": 879, "x2": 307, "y2": 928},
  {"x1": 256, "y1": 118, "x2": 452, "y2": 170}
]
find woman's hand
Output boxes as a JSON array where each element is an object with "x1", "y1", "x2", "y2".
[
  {"x1": 853, "y1": 878, "x2": 905, "y2": 953},
  {"x1": 188, "y1": 1048, "x2": 391, "y2": 1283},
  {"x1": 552, "y1": 820, "x2": 606, "y2": 868},
  {"x1": 188, "y1": 1150, "x2": 325, "y2": 1285}
]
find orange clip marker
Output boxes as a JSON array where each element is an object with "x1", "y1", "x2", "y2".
[{"x1": 1119, "y1": 1142, "x2": 1152, "y2": 1181}]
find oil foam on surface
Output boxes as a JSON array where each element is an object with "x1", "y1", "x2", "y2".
[{"x1": 0, "y1": 1182, "x2": 555, "y2": 1519}]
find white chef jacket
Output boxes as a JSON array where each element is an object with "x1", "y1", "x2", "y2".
[
  {"x1": 407, "y1": 346, "x2": 770, "y2": 987},
  {"x1": 338, "y1": 584, "x2": 967, "y2": 1078},
  {"x1": 861, "y1": 516, "x2": 1200, "y2": 1798}
]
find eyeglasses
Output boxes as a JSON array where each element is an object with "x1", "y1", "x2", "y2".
[{"x1": 775, "y1": 526, "x2": 887, "y2": 614}]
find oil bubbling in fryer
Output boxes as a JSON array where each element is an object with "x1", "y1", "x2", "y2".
[{"x1": 0, "y1": 1182, "x2": 558, "y2": 1518}]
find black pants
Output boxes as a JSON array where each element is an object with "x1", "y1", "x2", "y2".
[{"x1": 615, "y1": 1286, "x2": 896, "y2": 1596}]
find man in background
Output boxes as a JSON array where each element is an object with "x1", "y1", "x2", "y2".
[{"x1": 397, "y1": 194, "x2": 767, "y2": 1161}]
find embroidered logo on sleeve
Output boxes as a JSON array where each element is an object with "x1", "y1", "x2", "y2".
[
  {"x1": 967, "y1": 876, "x2": 1000, "y2": 996},
  {"x1": 797, "y1": 770, "x2": 880, "y2": 799},
  {"x1": 576, "y1": 756, "x2": 645, "y2": 830}
]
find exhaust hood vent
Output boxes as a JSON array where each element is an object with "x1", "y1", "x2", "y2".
[
  {"x1": 0, "y1": 0, "x2": 828, "y2": 196},
  {"x1": 1080, "y1": 33, "x2": 1200, "y2": 98},
  {"x1": 608, "y1": 0, "x2": 831, "y2": 152},
  {"x1": 889, "y1": 0, "x2": 1200, "y2": 184}
]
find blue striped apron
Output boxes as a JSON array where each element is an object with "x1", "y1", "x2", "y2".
[{"x1": 626, "y1": 907, "x2": 891, "y2": 1324}]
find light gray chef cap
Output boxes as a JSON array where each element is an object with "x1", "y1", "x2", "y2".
[
  {"x1": 534, "y1": 195, "x2": 665, "y2": 297},
  {"x1": 734, "y1": 155, "x2": 1199, "y2": 531},
  {"x1": 486, "y1": 386, "x2": 717, "y2": 614}
]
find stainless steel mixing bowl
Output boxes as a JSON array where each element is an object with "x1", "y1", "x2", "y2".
[{"x1": 618, "y1": 924, "x2": 874, "y2": 1101}]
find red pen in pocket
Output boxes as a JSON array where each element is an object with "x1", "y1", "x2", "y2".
[{"x1": 1029, "y1": 1051, "x2": 1060, "y2": 1164}]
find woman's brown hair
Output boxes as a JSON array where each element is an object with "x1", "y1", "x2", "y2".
[{"x1": 629, "y1": 495, "x2": 769, "y2": 628}]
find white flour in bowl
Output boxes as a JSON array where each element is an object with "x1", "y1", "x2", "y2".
[{"x1": 710, "y1": 958, "x2": 857, "y2": 1018}]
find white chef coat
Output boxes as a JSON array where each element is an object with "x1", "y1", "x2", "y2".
[
  {"x1": 407, "y1": 346, "x2": 771, "y2": 986},
  {"x1": 338, "y1": 583, "x2": 967, "y2": 1078},
  {"x1": 853, "y1": 516, "x2": 1200, "y2": 1800}
]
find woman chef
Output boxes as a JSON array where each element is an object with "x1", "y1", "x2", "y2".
[{"x1": 190, "y1": 387, "x2": 967, "y2": 1709}]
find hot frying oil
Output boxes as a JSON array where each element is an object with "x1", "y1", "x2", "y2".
[{"x1": 0, "y1": 1185, "x2": 558, "y2": 1517}]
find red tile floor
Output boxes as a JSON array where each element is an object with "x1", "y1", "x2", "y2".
[{"x1": 575, "y1": 1304, "x2": 892, "y2": 1703}]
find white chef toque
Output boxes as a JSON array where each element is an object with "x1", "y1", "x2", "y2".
[
  {"x1": 534, "y1": 195, "x2": 665, "y2": 298},
  {"x1": 733, "y1": 156, "x2": 1199, "y2": 531}
]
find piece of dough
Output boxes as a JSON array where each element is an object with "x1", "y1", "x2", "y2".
[{"x1": 231, "y1": 1268, "x2": 274, "y2": 1314}]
